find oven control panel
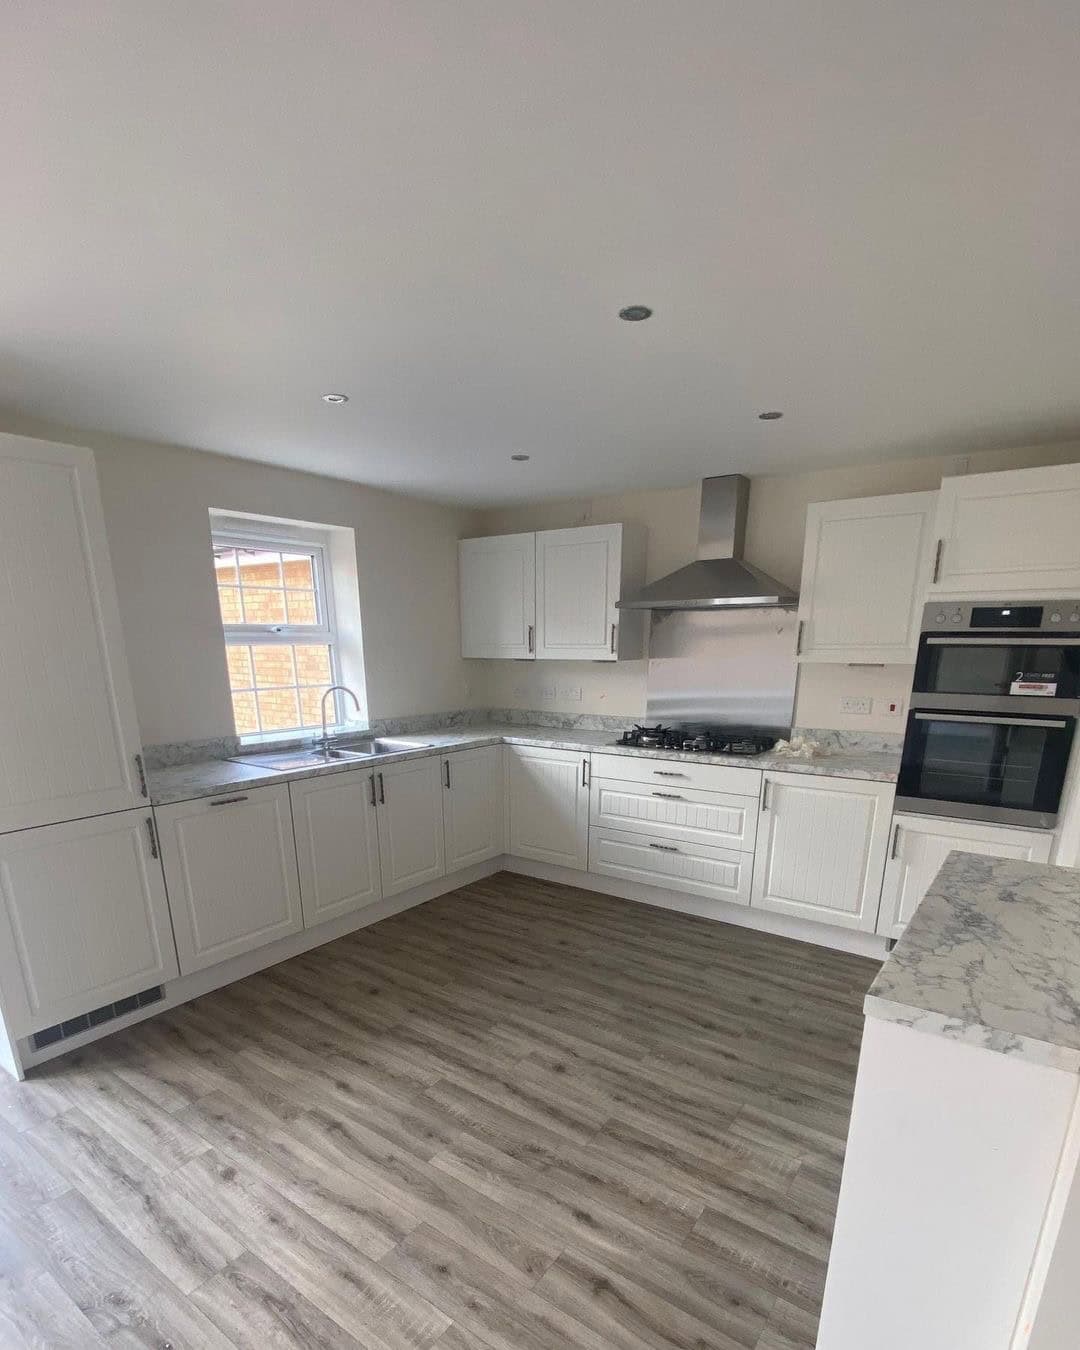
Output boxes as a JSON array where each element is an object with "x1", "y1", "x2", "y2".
[{"x1": 922, "y1": 601, "x2": 1080, "y2": 632}]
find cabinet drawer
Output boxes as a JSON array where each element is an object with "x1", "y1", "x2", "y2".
[
  {"x1": 591, "y1": 752, "x2": 762, "y2": 796},
  {"x1": 590, "y1": 778, "x2": 757, "y2": 852},
  {"x1": 589, "y1": 827, "x2": 753, "y2": 905}
]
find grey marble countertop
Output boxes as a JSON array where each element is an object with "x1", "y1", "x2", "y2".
[
  {"x1": 147, "y1": 724, "x2": 899, "y2": 806},
  {"x1": 866, "y1": 853, "x2": 1080, "y2": 1071}
]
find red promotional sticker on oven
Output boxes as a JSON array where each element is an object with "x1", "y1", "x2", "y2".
[{"x1": 1009, "y1": 671, "x2": 1058, "y2": 696}]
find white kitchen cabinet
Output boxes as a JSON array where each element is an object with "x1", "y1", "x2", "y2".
[
  {"x1": 156, "y1": 784, "x2": 303, "y2": 974},
  {"x1": 290, "y1": 771, "x2": 382, "y2": 926},
  {"x1": 506, "y1": 745, "x2": 589, "y2": 870},
  {"x1": 589, "y1": 828, "x2": 754, "y2": 905},
  {"x1": 876, "y1": 813, "x2": 1053, "y2": 941},
  {"x1": 0, "y1": 810, "x2": 178, "y2": 1036},
  {"x1": 535, "y1": 523, "x2": 643, "y2": 661},
  {"x1": 375, "y1": 757, "x2": 446, "y2": 897},
  {"x1": 751, "y1": 772, "x2": 895, "y2": 932},
  {"x1": 460, "y1": 523, "x2": 644, "y2": 661},
  {"x1": 590, "y1": 777, "x2": 759, "y2": 852},
  {"x1": 0, "y1": 433, "x2": 148, "y2": 834},
  {"x1": 929, "y1": 462, "x2": 1080, "y2": 597},
  {"x1": 459, "y1": 533, "x2": 536, "y2": 658},
  {"x1": 797, "y1": 491, "x2": 938, "y2": 663},
  {"x1": 442, "y1": 746, "x2": 504, "y2": 872}
]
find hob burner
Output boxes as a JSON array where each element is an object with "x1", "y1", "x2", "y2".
[{"x1": 615, "y1": 725, "x2": 777, "y2": 756}]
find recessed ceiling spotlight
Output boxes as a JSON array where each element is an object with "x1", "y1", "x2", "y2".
[
  {"x1": 758, "y1": 410, "x2": 783, "y2": 420},
  {"x1": 321, "y1": 393, "x2": 349, "y2": 405},
  {"x1": 510, "y1": 453, "x2": 530, "y2": 462},
  {"x1": 618, "y1": 305, "x2": 653, "y2": 322}
]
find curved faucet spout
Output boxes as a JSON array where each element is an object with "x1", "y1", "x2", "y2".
[{"x1": 320, "y1": 685, "x2": 362, "y2": 748}]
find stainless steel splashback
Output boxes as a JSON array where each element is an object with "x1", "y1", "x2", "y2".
[{"x1": 644, "y1": 608, "x2": 798, "y2": 732}]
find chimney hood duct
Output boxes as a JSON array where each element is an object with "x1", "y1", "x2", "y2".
[{"x1": 617, "y1": 475, "x2": 798, "y2": 611}]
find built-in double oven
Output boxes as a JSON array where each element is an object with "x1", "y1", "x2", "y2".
[{"x1": 896, "y1": 601, "x2": 1080, "y2": 828}]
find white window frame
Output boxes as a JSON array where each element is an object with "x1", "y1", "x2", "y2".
[{"x1": 212, "y1": 521, "x2": 341, "y2": 740}]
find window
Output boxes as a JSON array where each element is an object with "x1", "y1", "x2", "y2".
[{"x1": 212, "y1": 529, "x2": 340, "y2": 737}]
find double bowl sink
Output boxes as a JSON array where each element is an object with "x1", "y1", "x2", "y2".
[{"x1": 233, "y1": 735, "x2": 435, "y2": 773}]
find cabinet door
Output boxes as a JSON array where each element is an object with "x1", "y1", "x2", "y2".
[
  {"x1": 0, "y1": 810, "x2": 178, "y2": 1036},
  {"x1": 590, "y1": 778, "x2": 758, "y2": 852},
  {"x1": 798, "y1": 492, "x2": 938, "y2": 663},
  {"x1": 877, "y1": 814, "x2": 1053, "y2": 940},
  {"x1": 930, "y1": 463, "x2": 1080, "y2": 597},
  {"x1": 589, "y1": 827, "x2": 753, "y2": 905},
  {"x1": 0, "y1": 434, "x2": 147, "y2": 833},
  {"x1": 443, "y1": 747, "x2": 504, "y2": 872},
  {"x1": 751, "y1": 773, "x2": 895, "y2": 931},
  {"x1": 157, "y1": 785, "x2": 303, "y2": 974},
  {"x1": 375, "y1": 758, "x2": 446, "y2": 897},
  {"x1": 459, "y1": 534, "x2": 536, "y2": 658},
  {"x1": 535, "y1": 524, "x2": 622, "y2": 661},
  {"x1": 291, "y1": 771, "x2": 382, "y2": 926},
  {"x1": 506, "y1": 746, "x2": 589, "y2": 871}
]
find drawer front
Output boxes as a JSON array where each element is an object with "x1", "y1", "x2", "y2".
[
  {"x1": 590, "y1": 752, "x2": 761, "y2": 796},
  {"x1": 590, "y1": 778, "x2": 758, "y2": 851},
  {"x1": 589, "y1": 827, "x2": 753, "y2": 905}
]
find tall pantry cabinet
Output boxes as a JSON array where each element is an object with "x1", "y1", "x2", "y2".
[{"x1": 0, "y1": 434, "x2": 176, "y2": 1070}]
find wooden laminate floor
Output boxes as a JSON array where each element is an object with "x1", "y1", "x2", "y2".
[{"x1": 0, "y1": 871, "x2": 879, "y2": 1350}]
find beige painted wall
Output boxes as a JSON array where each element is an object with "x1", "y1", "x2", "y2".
[
  {"x1": 471, "y1": 440, "x2": 1080, "y2": 732},
  {"x1": 0, "y1": 413, "x2": 474, "y2": 747}
]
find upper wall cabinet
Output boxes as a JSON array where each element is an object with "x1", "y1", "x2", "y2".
[
  {"x1": 0, "y1": 434, "x2": 147, "y2": 833},
  {"x1": 797, "y1": 491, "x2": 938, "y2": 664},
  {"x1": 460, "y1": 523, "x2": 645, "y2": 661},
  {"x1": 929, "y1": 463, "x2": 1080, "y2": 598}
]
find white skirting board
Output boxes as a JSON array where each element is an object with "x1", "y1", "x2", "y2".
[{"x1": 503, "y1": 855, "x2": 890, "y2": 959}]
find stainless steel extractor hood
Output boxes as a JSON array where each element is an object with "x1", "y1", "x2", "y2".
[{"x1": 617, "y1": 475, "x2": 798, "y2": 610}]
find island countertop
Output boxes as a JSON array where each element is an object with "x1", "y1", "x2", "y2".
[{"x1": 865, "y1": 852, "x2": 1080, "y2": 1071}]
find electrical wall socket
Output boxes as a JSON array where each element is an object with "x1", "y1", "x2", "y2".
[
  {"x1": 883, "y1": 697, "x2": 904, "y2": 718},
  {"x1": 539, "y1": 683, "x2": 556, "y2": 701},
  {"x1": 557, "y1": 683, "x2": 582, "y2": 702},
  {"x1": 839, "y1": 695, "x2": 874, "y2": 715}
]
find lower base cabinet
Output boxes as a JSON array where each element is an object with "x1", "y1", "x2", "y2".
[
  {"x1": 590, "y1": 826, "x2": 753, "y2": 904},
  {"x1": 291, "y1": 771, "x2": 382, "y2": 925},
  {"x1": 443, "y1": 746, "x2": 503, "y2": 870},
  {"x1": 506, "y1": 745, "x2": 590, "y2": 871},
  {"x1": 156, "y1": 784, "x2": 304, "y2": 974},
  {"x1": 876, "y1": 813, "x2": 1053, "y2": 940},
  {"x1": 375, "y1": 757, "x2": 446, "y2": 897},
  {"x1": 751, "y1": 772, "x2": 895, "y2": 932},
  {"x1": 0, "y1": 808, "x2": 178, "y2": 1036}
]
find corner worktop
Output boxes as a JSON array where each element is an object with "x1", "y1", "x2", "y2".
[
  {"x1": 865, "y1": 852, "x2": 1080, "y2": 1070},
  {"x1": 147, "y1": 724, "x2": 900, "y2": 806}
]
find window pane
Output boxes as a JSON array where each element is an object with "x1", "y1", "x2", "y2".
[
  {"x1": 236, "y1": 549, "x2": 283, "y2": 588},
  {"x1": 231, "y1": 690, "x2": 259, "y2": 735},
  {"x1": 285, "y1": 590, "x2": 318, "y2": 624},
  {"x1": 257, "y1": 688, "x2": 300, "y2": 732},
  {"x1": 252, "y1": 645, "x2": 296, "y2": 687},
  {"x1": 214, "y1": 547, "x2": 239, "y2": 585},
  {"x1": 300, "y1": 686, "x2": 329, "y2": 728},
  {"x1": 241, "y1": 587, "x2": 287, "y2": 624},
  {"x1": 294, "y1": 644, "x2": 332, "y2": 685},
  {"x1": 226, "y1": 644, "x2": 253, "y2": 690},
  {"x1": 218, "y1": 586, "x2": 243, "y2": 623},
  {"x1": 281, "y1": 553, "x2": 316, "y2": 589}
]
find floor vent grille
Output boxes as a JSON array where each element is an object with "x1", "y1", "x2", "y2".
[{"x1": 31, "y1": 986, "x2": 164, "y2": 1051}]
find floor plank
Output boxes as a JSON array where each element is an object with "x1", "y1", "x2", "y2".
[{"x1": 0, "y1": 871, "x2": 877, "y2": 1348}]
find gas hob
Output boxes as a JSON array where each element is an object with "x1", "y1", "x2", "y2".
[{"x1": 614, "y1": 724, "x2": 778, "y2": 755}]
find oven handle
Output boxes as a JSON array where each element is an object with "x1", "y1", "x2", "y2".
[
  {"x1": 913, "y1": 712, "x2": 1069, "y2": 729},
  {"x1": 924, "y1": 636, "x2": 1080, "y2": 647}
]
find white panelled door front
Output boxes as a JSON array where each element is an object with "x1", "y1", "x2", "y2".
[
  {"x1": 535, "y1": 524, "x2": 622, "y2": 661},
  {"x1": 291, "y1": 771, "x2": 383, "y2": 925},
  {"x1": 506, "y1": 745, "x2": 589, "y2": 870}
]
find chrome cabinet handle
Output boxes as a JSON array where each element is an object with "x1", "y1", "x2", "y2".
[
  {"x1": 762, "y1": 779, "x2": 771, "y2": 810},
  {"x1": 377, "y1": 772, "x2": 385, "y2": 804},
  {"x1": 444, "y1": 759, "x2": 451, "y2": 789},
  {"x1": 210, "y1": 795, "x2": 249, "y2": 807},
  {"x1": 610, "y1": 623, "x2": 617, "y2": 653},
  {"x1": 369, "y1": 773, "x2": 377, "y2": 807},
  {"x1": 932, "y1": 538, "x2": 944, "y2": 584},
  {"x1": 145, "y1": 815, "x2": 159, "y2": 859},
  {"x1": 653, "y1": 770, "x2": 686, "y2": 778},
  {"x1": 652, "y1": 791, "x2": 684, "y2": 800},
  {"x1": 648, "y1": 842, "x2": 680, "y2": 853},
  {"x1": 527, "y1": 624, "x2": 535, "y2": 654},
  {"x1": 581, "y1": 757, "x2": 589, "y2": 787},
  {"x1": 890, "y1": 822, "x2": 901, "y2": 859},
  {"x1": 796, "y1": 620, "x2": 804, "y2": 655},
  {"x1": 134, "y1": 753, "x2": 148, "y2": 798}
]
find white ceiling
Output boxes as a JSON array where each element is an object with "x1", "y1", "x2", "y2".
[{"x1": 3, "y1": 2, "x2": 1079, "y2": 504}]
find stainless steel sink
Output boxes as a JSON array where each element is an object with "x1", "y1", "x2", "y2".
[{"x1": 232, "y1": 746, "x2": 375, "y2": 771}]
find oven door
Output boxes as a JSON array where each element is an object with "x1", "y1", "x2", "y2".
[
  {"x1": 912, "y1": 635, "x2": 1080, "y2": 712},
  {"x1": 896, "y1": 710, "x2": 1075, "y2": 828}
]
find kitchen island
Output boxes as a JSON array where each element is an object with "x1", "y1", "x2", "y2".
[{"x1": 818, "y1": 853, "x2": 1080, "y2": 1350}]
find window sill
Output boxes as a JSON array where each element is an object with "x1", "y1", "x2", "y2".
[{"x1": 239, "y1": 723, "x2": 371, "y2": 750}]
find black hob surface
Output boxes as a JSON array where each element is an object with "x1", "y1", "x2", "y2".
[{"x1": 615, "y1": 725, "x2": 778, "y2": 755}]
